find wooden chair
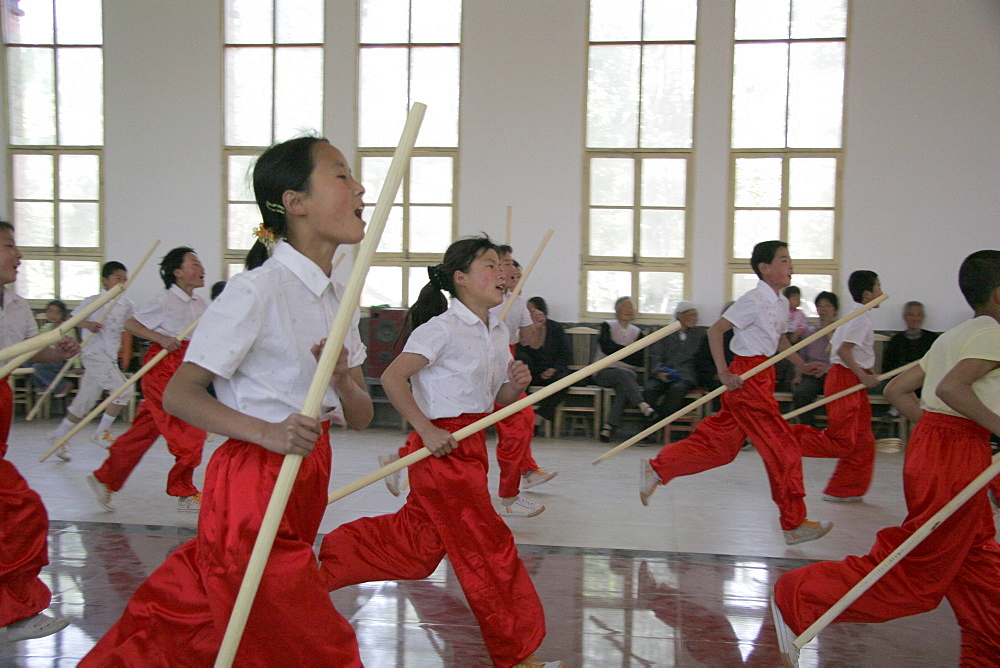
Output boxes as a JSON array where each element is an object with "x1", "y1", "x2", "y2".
[{"x1": 553, "y1": 327, "x2": 605, "y2": 438}]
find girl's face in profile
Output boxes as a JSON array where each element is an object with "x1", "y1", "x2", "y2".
[
  {"x1": 455, "y1": 249, "x2": 505, "y2": 309},
  {"x1": 299, "y1": 143, "x2": 367, "y2": 247},
  {"x1": 46, "y1": 304, "x2": 65, "y2": 324}
]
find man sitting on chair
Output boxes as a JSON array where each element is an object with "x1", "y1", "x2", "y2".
[{"x1": 644, "y1": 301, "x2": 706, "y2": 423}]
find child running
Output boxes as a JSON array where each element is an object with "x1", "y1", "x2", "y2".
[
  {"x1": 47, "y1": 261, "x2": 133, "y2": 452},
  {"x1": 320, "y1": 235, "x2": 564, "y2": 668},
  {"x1": 81, "y1": 135, "x2": 372, "y2": 665},
  {"x1": 772, "y1": 250, "x2": 1000, "y2": 667},
  {"x1": 86, "y1": 247, "x2": 207, "y2": 512},
  {"x1": 0, "y1": 221, "x2": 79, "y2": 642},
  {"x1": 640, "y1": 241, "x2": 832, "y2": 545}
]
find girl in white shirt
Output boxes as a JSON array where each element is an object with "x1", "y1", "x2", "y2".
[
  {"x1": 81, "y1": 136, "x2": 371, "y2": 666},
  {"x1": 320, "y1": 235, "x2": 563, "y2": 668}
]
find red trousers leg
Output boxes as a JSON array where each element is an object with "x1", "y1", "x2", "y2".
[
  {"x1": 93, "y1": 400, "x2": 159, "y2": 492},
  {"x1": 494, "y1": 399, "x2": 537, "y2": 498},
  {"x1": 321, "y1": 416, "x2": 546, "y2": 668},
  {"x1": 775, "y1": 413, "x2": 1000, "y2": 666},
  {"x1": 650, "y1": 357, "x2": 807, "y2": 530}
]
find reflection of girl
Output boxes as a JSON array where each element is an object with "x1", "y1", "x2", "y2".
[
  {"x1": 592, "y1": 296, "x2": 655, "y2": 442},
  {"x1": 516, "y1": 296, "x2": 572, "y2": 422},
  {"x1": 28, "y1": 300, "x2": 76, "y2": 398}
]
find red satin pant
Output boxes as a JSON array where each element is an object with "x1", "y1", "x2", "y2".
[
  {"x1": 791, "y1": 363, "x2": 875, "y2": 498},
  {"x1": 321, "y1": 414, "x2": 546, "y2": 668},
  {"x1": 649, "y1": 356, "x2": 807, "y2": 530},
  {"x1": 493, "y1": 398, "x2": 539, "y2": 498},
  {"x1": 0, "y1": 382, "x2": 52, "y2": 627},
  {"x1": 81, "y1": 430, "x2": 361, "y2": 667},
  {"x1": 93, "y1": 342, "x2": 206, "y2": 497},
  {"x1": 775, "y1": 412, "x2": 1000, "y2": 665}
]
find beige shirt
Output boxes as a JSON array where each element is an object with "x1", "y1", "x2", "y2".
[
  {"x1": 920, "y1": 316, "x2": 1000, "y2": 418},
  {"x1": 490, "y1": 292, "x2": 532, "y2": 345},
  {"x1": 830, "y1": 301, "x2": 876, "y2": 370}
]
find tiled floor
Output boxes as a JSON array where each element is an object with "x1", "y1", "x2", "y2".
[{"x1": 2, "y1": 418, "x2": 963, "y2": 665}]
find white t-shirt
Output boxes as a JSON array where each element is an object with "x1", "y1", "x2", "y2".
[
  {"x1": 920, "y1": 316, "x2": 1000, "y2": 418},
  {"x1": 724, "y1": 280, "x2": 788, "y2": 357},
  {"x1": 0, "y1": 287, "x2": 37, "y2": 349},
  {"x1": 405, "y1": 299, "x2": 510, "y2": 420},
  {"x1": 73, "y1": 292, "x2": 134, "y2": 360},
  {"x1": 185, "y1": 241, "x2": 366, "y2": 424},
  {"x1": 134, "y1": 284, "x2": 206, "y2": 340},
  {"x1": 490, "y1": 292, "x2": 532, "y2": 345},
  {"x1": 830, "y1": 301, "x2": 875, "y2": 370}
]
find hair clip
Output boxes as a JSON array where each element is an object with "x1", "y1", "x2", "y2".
[{"x1": 265, "y1": 201, "x2": 285, "y2": 215}]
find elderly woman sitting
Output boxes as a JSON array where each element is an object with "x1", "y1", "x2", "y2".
[
  {"x1": 591, "y1": 296, "x2": 655, "y2": 442},
  {"x1": 515, "y1": 296, "x2": 572, "y2": 423}
]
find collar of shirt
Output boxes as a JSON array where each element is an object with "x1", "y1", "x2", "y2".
[
  {"x1": 168, "y1": 283, "x2": 195, "y2": 302},
  {"x1": 755, "y1": 279, "x2": 784, "y2": 305},
  {"x1": 450, "y1": 297, "x2": 499, "y2": 331},
  {"x1": 271, "y1": 240, "x2": 339, "y2": 299}
]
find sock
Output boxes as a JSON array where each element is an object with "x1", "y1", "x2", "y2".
[
  {"x1": 96, "y1": 412, "x2": 117, "y2": 434},
  {"x1": 639, "y1": 401, "x2": 654, "y2": 417},
  {"x1": 51, "y1": 418, "x2": 74, "y2": 439}
]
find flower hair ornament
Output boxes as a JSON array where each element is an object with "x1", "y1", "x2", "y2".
[{"x1": 253, "y1": 223, "x2": 278, "y2": 252}]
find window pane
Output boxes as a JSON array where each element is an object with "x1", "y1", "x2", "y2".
[
  {"x1": 228, "y1": 203, "x2": 261, "y2": 250},
  {"x1": 9, "y1": 0, "x2": 54, "y2": 44},
  {"x1": 789, "y1": 157, "x2": 836, "y2": 207},
  {"x1": 226, "y1": 48, "x2": 274, "y2": 146},
  {"x1": 408, "y1": 266, "x2": 428, "y2": 306},
  {"x1": 275, "y1": 0, "x2": 322, "y2": 43},
  {"x1": 589, "y1": 0, "x2": 641, "y2": 42},
  {"x1": 228, "y1": 155, "x2": 256, "y2": 201},
  {"x1": 734, "y1": 158, "x2": 782, "y2": 208},
  {"x1": 361, "y1": 157, "x2": 403, "y2": 206},
  {"x1": 787, "y1": 274, "x2": 832, "y2": 317},
  {"x1": 59, "y1": 260, "x2": 99, "y2": 299},
  {"x1": 590, "y1": 158, "x2": 634, "y2": 206},
  {"x1": 59, "y1": 154, "x2": 99, "y2": 200},
  {"x1": 228, "y1": 264, "x2": 245, "y2": 279},
  {"x1": 226, "y1": 0, "x2": 274, "y2": 44},
  {"x1": 360, "y1": 0, "x2": 409, "y2": 44},
  {"x1": 791, "y1": 0, "x2": 847, "y2": 39},
  {"x1": 55, "y1": 0, "x2": 102, "y2": 45},
  {"x1": 732, "y1": 272, "x2": 759, "y2": 299},
  {"x1": 18, "y1": 260, "x2": 55, "y2": 300},
  {"x1": 410, "y1": 157, "x2": 452, "y2": 204},
  {"x1": 587, "y1": 271, "x2": 631, "y2": 312},
  {"x1": 13, "y1": 154, "x2": 54, "y2": 199},
  {"x1": 640, "y1": 44, "x2": 694, "y2": 149},
  {"x1": 589, "y1": 209, "x2": 633, "y2": 256},
  {"x1": 732, "y1": 43, "x2": 788, "y2": 149},
  {"x1": 8, "y1": 47, "x2": 56, "y2": 145},
  {"x1": 373, "y1": 206, "x2": 404, "y2": 253},
  {"x1": 644, "y1": 0, "x2": 697, "y2": 41},
  {"x1": 359, "y1": 48, "x2": 409, "y2": 147},
  {"x1": 411, "y1": 47, "x2": 460, "y2": 147},
  {"x1": 14, "y1": 202, "x2": 55, "y2": 246},
  {"x1": 734, "y1": 0, "x2": 790, "y2": 40},
  {"x1": 641, "y1": 158, "x2": 686, "y2": 207},
  {"x1": 733, "y1": 209, "x2": 780, "y2": 258},
  {"x1": 788, "y1": 210, "x2": 834, "y2": 259},
  {"x1": 788, "y1": 42, "x2": 844, "y2": 148},
  {"x1": 409, "y1": 206, "x2": 451, "y2": 253},
  {"x1": 59, "y1": 202, "x2": 99, "y2": 246},
  {"x1": 640, "y1": 209, "x2": 685, "y2": 258},
  {"x1": 639, "y1": 271, "x2": 684, "y2": 314},
  {"x1": 411, "y1": 0, "x2": 461, "y2": 43},
  {"x1": 57, "y1": 48, "x2": 103, "y2": 145},
  {"x1": 362, "y1": 266, "x2": 403, "y2": 308},
  {"x1": 587, "y1": 45, "x2": 640, "y2": 148},
  {"x1": 275, "y1": 47, "x2": 323, "y2": 140}
]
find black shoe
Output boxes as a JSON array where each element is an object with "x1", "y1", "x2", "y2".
[{"x1": 599, "y1": 425, "x2": 613, "y2": 443}]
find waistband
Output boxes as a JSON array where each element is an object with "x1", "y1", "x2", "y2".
[{"x1": 920, "y1": 410, "x2": 991, "y2": 439}]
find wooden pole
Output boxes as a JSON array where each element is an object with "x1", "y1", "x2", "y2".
[
  {"x1": 26, "y1": 240, "x2": 161, "y2": 421},
  {"x1": 794, "y1": 451, "x2": 1000, "y2": 648},
  {"x1": 591, "y1": 293, "x2": 890, "y2": 465},
  {"x1": 781, "y1": 360, "x2": 920, "y2": 421},
  {"x1": 497, "y1": 229, "x2": 553, "y2": 321},
  {"x1": 38, "y1": 318, "x2": 200, "y2": 462},
  {"x1": 213, "y1": 102, "x2": 427, "y2": 668},
  {"x1": 505, "y1": 206, "x2": 512, "y2": 245},
  {"x1": 0, "y1": 284, "x2": 125, "y2": 367},
  {"x1": 328, "y1": 320, "x2": 683, "y2": 505}
]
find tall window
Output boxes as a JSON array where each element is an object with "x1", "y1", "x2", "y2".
[
  {"x1": 584, "y1": 0, "x2": 696, "y2": 321},
  {"x1": 223, "y1": 0, "x2": 324, "y2": 275},
  {"x1": 357, "y1": 0, "x2": 460, "y2": 308},
  {"x1": 4, "y1": 0, "x2": 103, "y2": 302},
  {"x1": 730, "y1": 0, "x2": 847, "y2": 316}
]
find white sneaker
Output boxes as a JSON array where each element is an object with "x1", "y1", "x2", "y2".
[
  {"x1": 770, "y1": 594, "x2": 800, "y2": 667},
  {"x1": 86, "y1": 474, "x2": 115, "y2": 511},
  {"x1": 177, "y1": 493, "x2": 202, "y2": 513},
  {"x1": 47, "y1": 430, "x2": 70, "y2": 461},
  {"x1": 378, "y1": 454, "x2": 408, "y2": 497},
  {"x1": 499, "y1": 496, "x2": 545, "y2": 518},
  {"x1": 0, "y1": 613, "x2": 70, "y2": 642},
  {"x1": 783, "y1": 519, "x2": 833, "y2": 546},
  {"x1": 522, "y1": 468, "x2": 558, "y2": 490},
  {"x1": 90, "y1": 429, "x2": 115, "y2": 450},
  {"x1": 513, "y1": 657, "x2": 566, "y2": 668},
  {"x1": 640, "y1": 459, "x2": 660, "y2": 507}
]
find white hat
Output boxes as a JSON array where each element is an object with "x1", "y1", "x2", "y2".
[{"x1": 674, "y1": 300, "x2": 696, "y2": 316}]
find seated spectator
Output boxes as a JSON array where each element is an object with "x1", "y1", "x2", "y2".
[
  {"x1": 784, "y1": 286, "x2": 809, "y2": 343},
  {"x1": 28, "y1": 299, "x2": 76, "y2": 398},
  {"x1": 515, "y1": 296, "x2": 572, "y2": 424},
  {"x1": 643, "y1": 301, "x2": 706, "y2": 422},
  {"x1": 695, "y1": 300, "x2": 735, "y2": 393},
  {"x1": 591, "y1": 296, "x2": 655, "y2": 442},
  {"x1": 791, "y1": 291, "x2": 838, "y2": 427},
  {"x1": 883, "y1": 300, "x2": 939, "y2": 372}
]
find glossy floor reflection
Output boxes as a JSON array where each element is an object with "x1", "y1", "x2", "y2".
[{"x1": 3, "y1": 419, "x2": 965, "y2": 665}]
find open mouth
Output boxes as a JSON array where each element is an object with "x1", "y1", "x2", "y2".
[{"x1": 355, "y1": 205, "x2": 365, "y2": 220}]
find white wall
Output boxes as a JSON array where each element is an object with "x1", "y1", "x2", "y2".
[{"x1": 3, "y1": 0, "x2": 998, "y2": 330}]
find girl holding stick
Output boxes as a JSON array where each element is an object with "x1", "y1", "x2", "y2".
[{"x1": 81, "y1": 136, "x2": 371, "y2": 666}]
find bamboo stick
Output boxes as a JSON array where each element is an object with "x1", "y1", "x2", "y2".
[
  {"x1": 781, "y1": 360, "x2": 920, "y2": 421},
  {"x1": 213, "y1": 102, "x2": 427, "y2": 668},
  {"x1": 497, "y1": 229, "x2": 553, "y2": 321},
  {"x1": 591, "y1": 293, "x2": 890, "y2": 465}
]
